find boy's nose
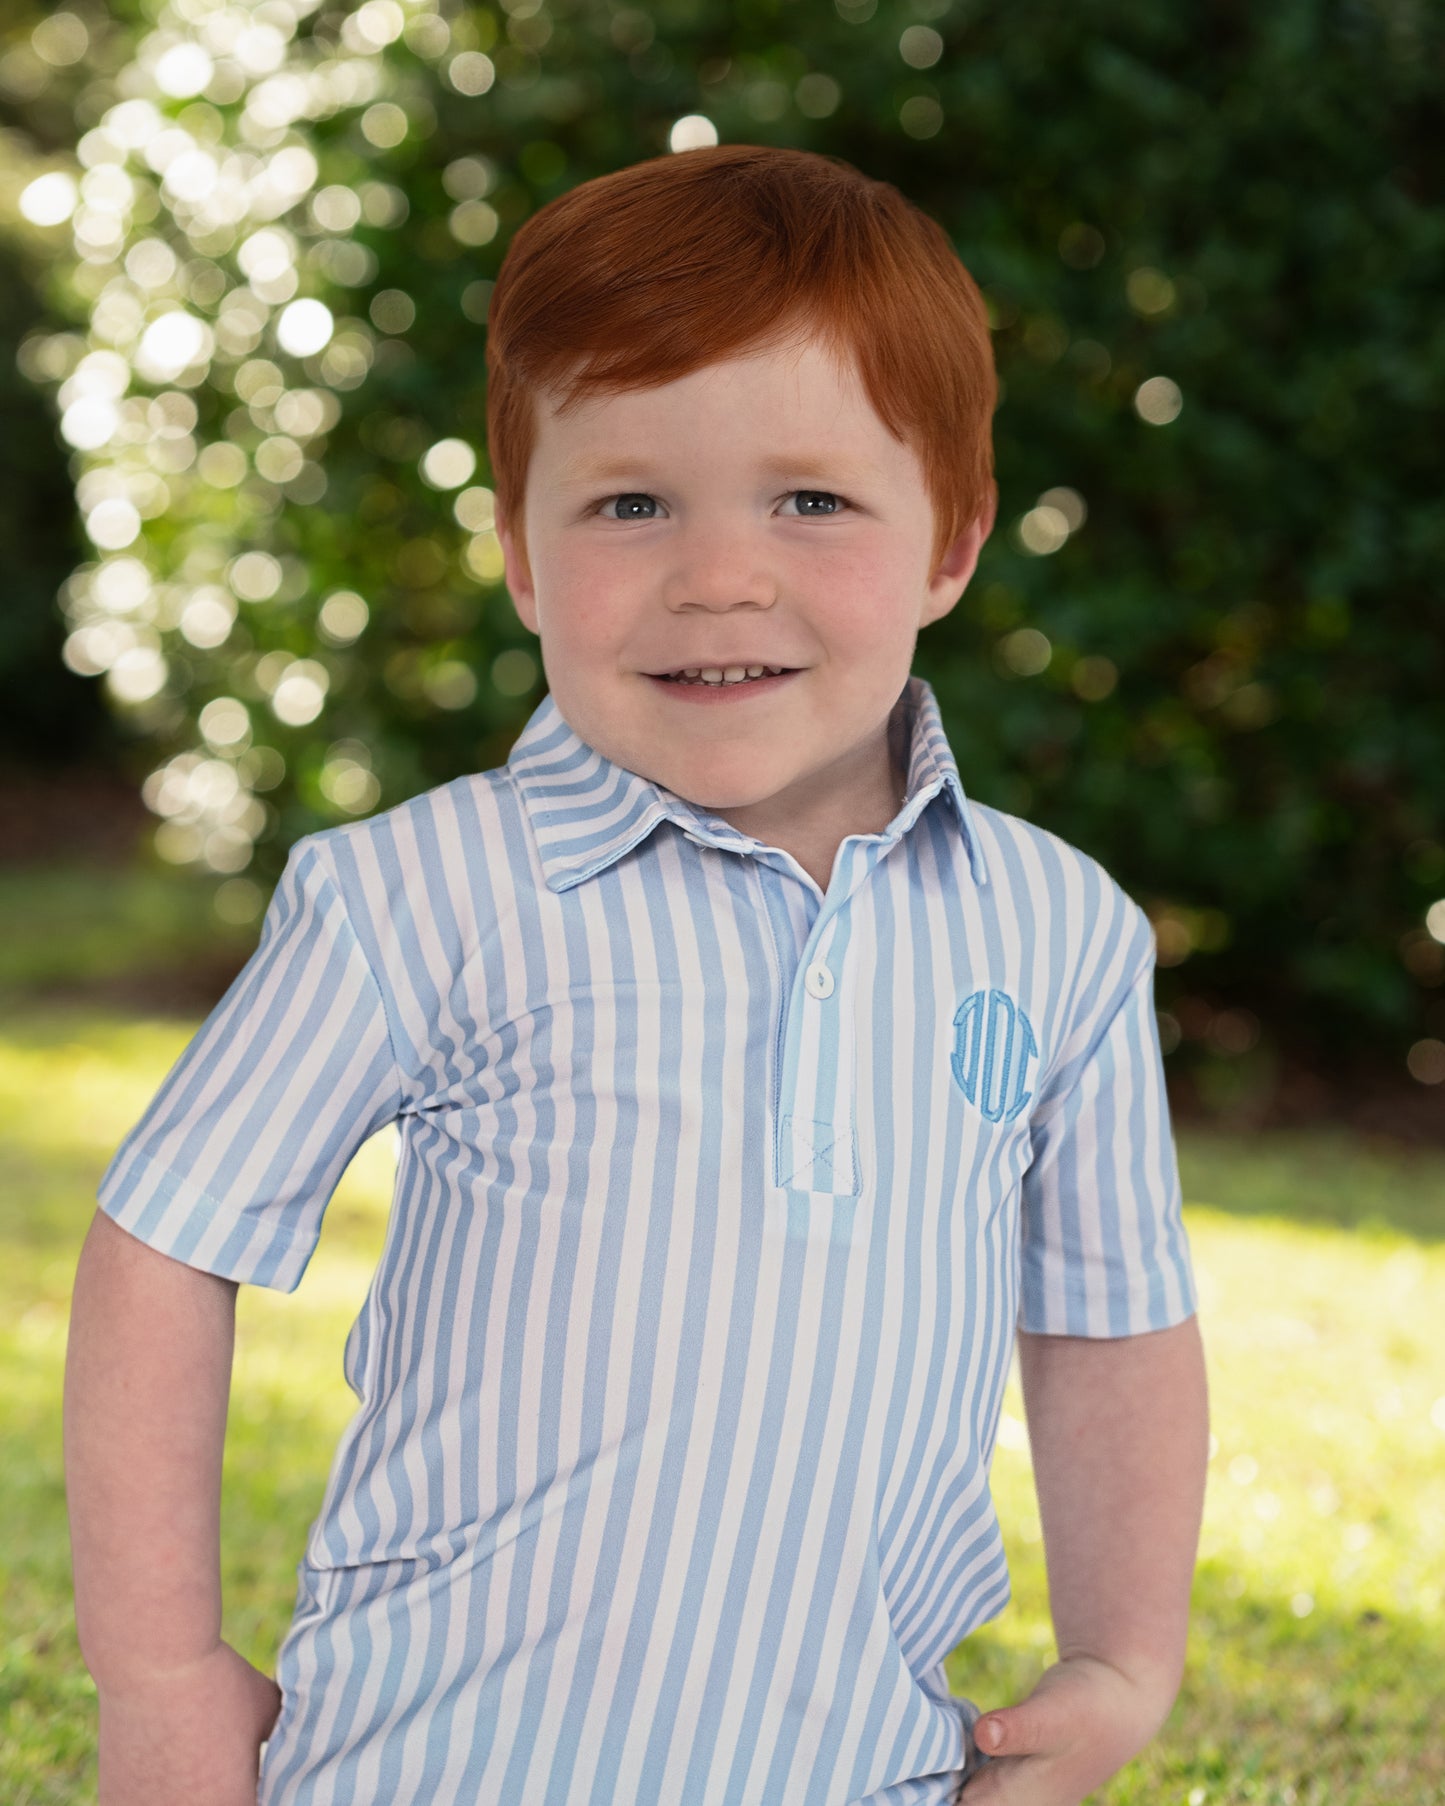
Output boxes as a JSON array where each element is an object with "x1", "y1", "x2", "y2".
[{"x1": 662, "y1": 522, "x2": 779, "y2": 613}]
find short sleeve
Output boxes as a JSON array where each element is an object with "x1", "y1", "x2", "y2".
[
  {"x1": 1018, "y1": 897, "x2": 1197, "y2": 1337},
  {"x1": 96, "y1": 834, "x2": 405, "y2": 1292}
]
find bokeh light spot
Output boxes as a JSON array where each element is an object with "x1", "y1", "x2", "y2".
[
  {"x1": 212, "y1": 877, "x2": 263, "y2": 924},
  {"x1": 464, "y1": 532, "x2": 506, "y2": 583},
  {"x1": 197, "y1": 442, "x2": 249, "y2": 488},
  {"x1": 1127, "y1": 266, "x2": 1177, "y2": 316},
  {"x1": 155, "y1": 43, "x2": 214, "y2": 100},
  {"x1": 276, "y1": 298, "x2": 334, "y2": 357},
  {"x1": 371, "y1": 288, "x2": 417, "y2": 334},
  {"x1": 899, "y1": 26, "x2": 944, "y2": 68},
  {"x1": 421, "y1": 438, "x2": 477, "y2": 489},
  {"x1": 19, "y1": 171, "x2": 79, "y2": 227},
  {"x1": 351, "y1": 0, "x2": 407, "y2": 50},
  {"x1": 795, "y1": 74, "x2": 841, "y2": 119},
  {"x1": 155, "y1": 821, "x2": 204, "y2": 865},
  {"x1": 60, "y1": 396, "x2": 119, "y2": 451},
  {"x1": 239, "y1": 228, "x2": 296, "y2": 285},
  {"x1": 107, "y1": 646, "x2": 168, "y2": 703},
  {"x1": 443, "y1": 156, "x2": 495, "y2": 200},
  {"x1": 180, "y1": 588, "x2": 237, "y2": 647},
  {"x1": 454, "y1": 486, "x2": 496, "y2": 532},
  {"x1": 361, "y1": 102, "x2": 409, "y2": 149},
  {"x1": 255, "y1": 436, "x2": 304, "y2": 483},
  {"x1": 321, "y1": 757, "x2": 381, "y2": 813},
  {"x1": 670, "y1": 115, "x2": 719, "y2": 152},
  {"x1": 1071, "y1": 656, "x2": 1118, "y2": 702},
  {"x1": 448, "y1": 52, "x2": 496, "y2": 95},
  {"x1": 1135, "y1": 376, "x2": 1183, "y2": 424},
  {"x1": 312, "y1": 184, "x2": 363, "y2": 231},
  {"x1": 85, "y1": 498, "x2": 142, "y2": 550},
  {"x1": 1037, "y1": 486, "x2": 1087, "y2": 531},
  {"x1": 93, "y1": 559, "x2": 150, "y2": 615},
  {"x1": 899, "y1": 96, "x2": 943, "y2": 139},
  {"x1": 319, "y1": 591, "x2": 369, "y2": 644},
  {"x1": 1016, "y1": 506, "x2": 1070, "y2": 556},
  {"x1": 228, "y1": 551, "x2": 282, "y2": 602},
  {"x1": 199, "y1": 697, "x2": 250, "y2": 748},
  {"x1": 448, "y1": 199, "x2": 499, "y2": 246},
  {"x1": 136, "y1": 311, "x2": 211, "y2": 382},
  {"x1": 31, "y1": 12, "x2": 90, "y2": 67},
  {"x1": 423, "y1": 660, "x2": 478, "y2": 710},
  {"x1": 998, "y1": 628, "x2": 1052, "y2": 676},
  {"x1": 271, "y1": 660, "x2": 329, "y2": 726}
]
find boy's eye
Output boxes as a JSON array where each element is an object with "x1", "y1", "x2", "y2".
[
  {"x1": 595, "y1": 490, "x2": 845, "y2": 520},
  {"x1": 600, "y1": 493, "x2": 660, "y2": 520},
  {"x1": 783, "y1": 490, "x2": 845, "y2": 516}
]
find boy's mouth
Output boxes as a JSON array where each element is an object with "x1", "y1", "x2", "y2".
[{"x1": 649, "y1": 664, "x2": 798, "y2": 687}]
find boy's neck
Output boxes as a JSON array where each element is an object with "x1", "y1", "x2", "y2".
[{"x1": 702, "y1": 705, "x2": 912, "y2": 892}]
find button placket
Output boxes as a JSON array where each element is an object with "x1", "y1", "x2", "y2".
[{"x1": 772, "y1": 924, "x2": 859, "y2": 1203}]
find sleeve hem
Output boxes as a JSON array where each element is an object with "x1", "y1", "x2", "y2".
[
  {"x1": 1017, "y1": 1286, "x2": 1199, "y2": 1339},
  {"x1": 97, "y1": 1150, "x2": 316, "y2": 1293}
]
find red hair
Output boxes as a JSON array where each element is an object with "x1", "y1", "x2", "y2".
[{"x1": 485, "y1": 143, "x2": 996, "y2": 573}]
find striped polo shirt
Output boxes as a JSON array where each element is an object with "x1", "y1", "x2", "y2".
[{"x1": 98, "y1": 672, "x2": 1196, "y2": 1806}]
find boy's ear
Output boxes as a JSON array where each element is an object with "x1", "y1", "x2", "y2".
[
  {"x1": 494, "y1": 502, "x2": 539, "y2": 635},
  {"x1": 922, "y1": 481, "x2": 998, "y2": 626}
]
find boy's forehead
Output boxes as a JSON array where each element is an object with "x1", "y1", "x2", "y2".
[{"x1": 533, "y1": 336, "x2": 895, "y2": 466}]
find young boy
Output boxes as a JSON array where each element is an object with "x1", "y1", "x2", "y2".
[{"x1": 66, "y1": 144, "x2": 1207, "y2": 1806}]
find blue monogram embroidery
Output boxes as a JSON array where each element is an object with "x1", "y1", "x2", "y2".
[{"x1": 951, "y1": 988, "x2": 1038, "y2": 1125}]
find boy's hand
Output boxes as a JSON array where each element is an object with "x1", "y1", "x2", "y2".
[
  {"x1": 962, "y1": 1653, "x2": 1168, "y2": 1804},
  {"x1": 96, "y1": 1640, "x2": 282, "y2": 1806}
]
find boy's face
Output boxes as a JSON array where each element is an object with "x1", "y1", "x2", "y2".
[{"x1": 497, "y1": 334, "x2": 993, "y2": 849}]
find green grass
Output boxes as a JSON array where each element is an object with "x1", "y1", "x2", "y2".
[
  {"x1": 2, "y1": 1003, "x2": 1443, "y2": 1805},
  {"x1": 0, "y1": 864, "x2": 257, "y2": 997}
]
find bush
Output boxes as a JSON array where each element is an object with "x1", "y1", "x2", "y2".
[{"x1": 8, "y1": 0, "x2": 1444, "y2": 1087}]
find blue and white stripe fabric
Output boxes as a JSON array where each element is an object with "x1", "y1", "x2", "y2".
[{"x1": 98, "y1": 672, "x2": 1196, "y2": 1806}]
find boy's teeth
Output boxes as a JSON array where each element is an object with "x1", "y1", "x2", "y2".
[{"x1": 669, "y1": 665, "x2": 784, "y2": 685}]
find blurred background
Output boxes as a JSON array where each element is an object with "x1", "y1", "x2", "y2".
[
  {"x1": 1, "y1": 3, "x2": 1442, "y2": 1802},
  {"x1": 2, "y1": 0, "x2": 1444, "y2": 1122}
]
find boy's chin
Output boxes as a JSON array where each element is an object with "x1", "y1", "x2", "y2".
[{"x1": 640, "y1": 760, "x2": 795, "y2": 814}]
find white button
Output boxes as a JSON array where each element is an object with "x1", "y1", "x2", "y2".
[{"x1": 804, "y1": 961, "x2": 835, "y2": 999}]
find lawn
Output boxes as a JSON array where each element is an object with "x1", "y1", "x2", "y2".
[{"x1": 2, "y1": 1002, "x2": 1443, "y2": 1805}]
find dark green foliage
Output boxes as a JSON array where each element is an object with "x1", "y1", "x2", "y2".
[
  {"x1": 0, "y1": 237, "x2": 120, "y2": 766},
  {"x1": 6, "y1": 0, "x2": 1444, "y2": 1087}
]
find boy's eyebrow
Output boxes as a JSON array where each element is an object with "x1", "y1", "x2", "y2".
[{"x1": 561, "y1": 452, "x2": 874, "y2": 486}]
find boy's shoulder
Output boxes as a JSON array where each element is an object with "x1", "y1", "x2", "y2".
[
  {"x1": 964, "y1": 796, "x2": 1145, "y2": 925},
  {"x1": 287, "y1": 766, "x2": 514, "y2": 870},
  {"x1": 960, "y1": 797, "x2": 1160, "y2": 1001}
]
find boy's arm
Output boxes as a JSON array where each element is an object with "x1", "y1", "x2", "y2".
[
  {"x1": 64, "y1": 1209, "x2": 281, "y2": 1805},
  {"x1": 964, "y1": 1316, "x2": 1209, "y2": 1805}
]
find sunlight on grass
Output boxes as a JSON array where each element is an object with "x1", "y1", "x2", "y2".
[
  {"x1": 953, "y1": 1203, "x2": 1445, "y2": 1805},
  {"x1": 3, "y1": 1005, "x2": 1443, "y2": 1805}
]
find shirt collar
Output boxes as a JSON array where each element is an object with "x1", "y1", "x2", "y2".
[{"x1": 506, "y1": 672, "x2": 990, "y2": 894}]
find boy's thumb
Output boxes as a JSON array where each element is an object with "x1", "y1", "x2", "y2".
[{"x1": 974, "y1": 1698, "x2": 1051, "y2": 1758}]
